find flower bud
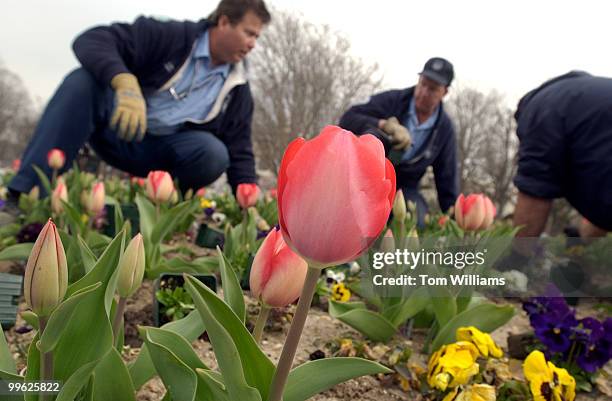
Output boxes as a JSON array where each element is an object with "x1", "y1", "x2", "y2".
[
  {"x1": 47, "y1": 148, "x2": 65, "y2": 170},
  {"x1": 170, "y1": 189, "x2": 179, "y2": 204},
  {"x1": 236, "y1": 183, "x2": 260, "y2": 209},
  {"x1": 51, "y1": 180, "x2": 68, "y2": 214},
  {"x1": 250, "y1": 227, "x2": 308, "y2": 307},
  {"x1": 24, "y1": 219, "x2": 68, "y2": 317},
  {"x1": 116, "y1": 233, "x2": 145, "y2": 298},
  {"x1": 12, "y1": 159, "x2": 21, "y2": 172},
  {"x1": 28, "y1": 186, "x2": 40, "y2": 201},
  {"x1": 392, "y1": 190, "x2": 407, "y2": 222},
  {"x1": 454, "y1": 194, "x2": 496, "y2": 231},
  {"x1": 195, "y1": 187, "x2": 206, "y2": 198},
  {"x1": 85, "y1": 182, "x2": 105, "y2": 215},
  {"x1": 145, "y1": 171, "x2": 174, "y2": 204}
]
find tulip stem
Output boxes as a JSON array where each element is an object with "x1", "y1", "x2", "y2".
[
  {"x1": 268, "y1": 267, "x2": 320, "y2": 401},
  {"x1": 242, "y1": 208, "x2": 249, "y2": 250},
  {"x1": 112, "y1": 297, "x2": 128, "y2": 347},
  {"x1": 253, "y1": 304, "x2": 271, "y2": 344},
  {"x1": 38, "y1": 317, "x2": 53, "y2": 400}
]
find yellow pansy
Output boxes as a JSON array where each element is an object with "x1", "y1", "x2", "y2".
[
  {"x1": 81, "y1": 214, "x2": 89, "y2": 224},
  {"x1": 523, "y1": 350, "x2": 575, "y2": 401},
  {"x1": 200, "y1": 198, "x2": 215, "y2": 210},
  {"x1": 456, "y1": 326, "x2": 503, "y2": 358},
  {"x1": 331, "y1": 283, "x2": 351, "y2": 302},
  {"x1": 442, "y1": 384, "x2": 497, "y2": 401},
  {"x1": 427, "y1": 342, "x2": 480, "y2": 391}
]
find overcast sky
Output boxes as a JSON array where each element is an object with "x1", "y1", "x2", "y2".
[{"x1": 2, "y1": 0, "x2": 612, "y2": 108}]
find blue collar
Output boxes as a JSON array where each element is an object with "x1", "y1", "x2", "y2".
[
  {"x1": 408, "y1": 98, "x2": 439, "y2": 130},
  {"x1": 194, "y1": 31, "x2": 230, "y2": 78}
]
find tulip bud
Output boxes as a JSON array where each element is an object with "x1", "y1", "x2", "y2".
[
  {"x1": 250, "y1": 227, "x2": 308, "y2": 307},
  {"x1": 480, "y1": 196, "x2": 496, "y2": 230},
  {"x1": 47, "y1": 148, "x2": 66, "y2": 170},
  {"x1": 454, "y1": 194, "x2": 496, "y2": 231},
  {"x1": 195, "y1": 187, "x2": 206, "y2": 198},
  {"x1": 236, "y1": 183, "x2": 260, "y2": 209},
  {"x1": 145, "y1": 171, "x2": 174, "y2": 204},
  {"x1": 85, "y1": 182, "x2": 105, "y2": 215},
  {"x1": 28, "y1": 186, "x2": 40, "y2": 201},
  {"x1": 380, "y1": 229, "x2": 396, "y2": 254},
  {"x1": 116, "y1": 234, "x2": 145, "y2": 298},
  {"x1": 12, "y1": 159, "x2": 21, "y2": 172},
  {"x1": 51, "y1": 180, "x2": 68, "y2": 214},
  {"x1": 170, "y1": 189, "x2": 178, "y2": 204},
  {"x1": 24, "y1": 219, "x2": 68, "y2": 317},
  {"x1": 184, "y1": 188, "x2": 194, "y2": 200},
  {"x1": 393, "y1": 190, "x2": 407, "y2": 222}
]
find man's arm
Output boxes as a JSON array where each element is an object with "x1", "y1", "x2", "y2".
[{"x1": 513, "y1": 191, "x2": 552, "y2": 237}]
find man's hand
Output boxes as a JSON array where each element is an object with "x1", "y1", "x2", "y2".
[
  {"x1": 381, "y1": 117, "x2": 412, "y2": 150},
  {"x1": 110, "y1": 73, "x2": 147, "y2": 142}
]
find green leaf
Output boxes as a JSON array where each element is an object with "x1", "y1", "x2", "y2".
[
  {"x1": 284, "y1": 357, "x2": 392, "y2": 401},
  {"x1": 38, "y1": 282, "x2": 102, "y2": 353},
  {"x1": 185, "y1": 275, "x2": 272, "y2": 401},
  {"x1": 141, "y1": 326, "x2": 222, "y2": 401},
  {"x1": 55, "y1": 359, "x2": 99, "y2": 401},
  {"x1": 77, "y1": 235, "x2": 98, "y2": 274},
  {"x1": 151, "y1": 201, "x2": 197, "y2": 245},
  {"x1": 0, "y1": 330, "x2": 16, "y2": 373},
  {"x1": 24, "y1": 333, "x2": 40, "y2": 401},
  {"x1": 0, "y1": 242, "x2": 33, "y2": 261},
  {"x1": 196, "y1": 369, "x2": 231, "y2": 401},
  {"x1": 428, "y1": 286, "x2": 457, "y2": 328},
  {"x1": 217, "y1": 246, "x2": 246, "y2": 322},
  {"x1": 149, "y1": 256, "x2": 218, "y2": 277},
  {"x1": 129, "y1": 310, "x2": 205, "y2": 389},
  {"x1": 20, "y1": 311, "x2": 38, "y2": 330},
  {"x1": 431, "y1": 303, "x2": 515, "y2": 352},
  {"x1": 0, "y1": 369, "x2": 24, "y2": 401},
  {"x1": 328, "y1": 300, "x2": 397, "y2": 342},
  {"x1": 62, "y1": 200, "x2": 86, "y2": 234},
  {"x1": 135, "y1": 194, "x2": 155, "y2": 241},
  {"x1": 32, "y1": 165, "x2": 52, "y2": 196},
  {"x1": 382, "y1": 287, "x2": 430, "y2": 327},
  {"x1": 91, "y1": 349, "x2": 136, "y2": 401}
]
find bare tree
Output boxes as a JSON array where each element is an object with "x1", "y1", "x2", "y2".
[
  {"x1": 0, "y1": 63, "x2": 38, "y2": 165},
  {"x1": 445, "y1": 86, "x2": 518, "y2": 214},
  {"x1": 249, "y1": 9, "x2": 382, "y2": 172}
]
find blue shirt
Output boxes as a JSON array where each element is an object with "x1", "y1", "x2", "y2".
[
  {"x1": 146, "y1": 31, "x2": 230, "y2": 135},
  {"x1": 401, "y1": 99, "x2": 439, "y2": 161}
]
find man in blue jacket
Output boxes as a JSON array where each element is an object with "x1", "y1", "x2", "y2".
[
  {"x1": 339, "y1": 57, "x2": 458, "y2": 224},
  {"x1": 2, "y1": 0, "x2": 270, "y2": 219},
  {"x1": 513, "y1": 71, "x2": 612, "y2": 238}
]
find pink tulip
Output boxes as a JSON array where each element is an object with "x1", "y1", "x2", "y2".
[
  {"x1": 277, "y1": 125, "x2": 396, "y2": 268},
  {"x1": 454, "y1": 194, "x2": 496, "y2": 231},
  {"x1": 268, "y1": 188, "x2": 278, "y2": 199},
  {"x1": 195, "y1": 187, "x2": 206, "y2": 198},
  {"x1": 236, "y1": 183, "x2": 260, "y2": 208},
  {"x1": 250, "y1": 227, "x2": 308, "y2": 307},
  {"x1": 12, "y1": 159, "x2": 21, "y2": 172},
  {"x1": 51, "y1": 180, "x2": 68, "y2": 214},
  {"x1": 131, "y1": 176, "x2": 145, "y2": 187},
  {"x1": 24, "y1": 219, "x2": 68, "y2": 317},
  {"x1": 86, "y1": 182, "x2": 105, "y2": 215},
  {"x1": 47, "y1": 148, "x2": 66, "y2": 170},
  {"x1": 145, "y1": 171, "x2": 174, "y2": 203}
]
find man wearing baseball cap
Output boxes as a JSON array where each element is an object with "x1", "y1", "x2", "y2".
[{"x1": 339, "y1": 57, "x2": 458, "y2": 224}]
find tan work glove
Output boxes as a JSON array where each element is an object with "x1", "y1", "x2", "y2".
[
  {"x1": 382, "y1": 117, "x2": 412, "y2": 150},
  {"x1": 110, "y1": 73, "x2": 147, "y2": 142}
]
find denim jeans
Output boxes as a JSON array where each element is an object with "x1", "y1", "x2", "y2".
[{"x1": 10, "y1": 68, "x2": 230, "y2": 194}]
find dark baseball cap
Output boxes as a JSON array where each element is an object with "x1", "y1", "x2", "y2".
[{"x1": 420, "y1": 57, "x2": 454, "y2": 87}]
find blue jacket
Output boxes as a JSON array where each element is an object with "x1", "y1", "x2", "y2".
[
  {"x1": 339, "y1": 87, "x2": 458, "y2": 211},
  {"x1": 72, "y1": 16, "x2": 257, "y2": 191},
  {"x1": 514, "y1": 71, "x2": 612, "y2": 230}
]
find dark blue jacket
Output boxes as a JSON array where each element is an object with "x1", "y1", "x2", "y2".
[
  {"x1": 339, "y1": 87, "x2": 458, "y2": 211},
  {"x1": 514, "y1": 71, "x2": 612, "y2": 230},
  {"x1": 72, "y1": 16, "x2": 257, "y2": 190}
]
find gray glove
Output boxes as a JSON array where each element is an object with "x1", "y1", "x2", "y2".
[{"x1": 382, "y1": 117, "x2": 412, "y2": 151}]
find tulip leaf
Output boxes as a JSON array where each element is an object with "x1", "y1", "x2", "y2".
[
  {"x1": 0, "y1": 330, "x2": 16, "y2": 374},
  {"x1": 428, "y1": 286, "x2": 457, "y2": 328},
  {"x1": 142, "y1": 329, "x2": 198, "y2": 401},
  {"x1": 0, "y1": 242, "x2": 33, "y2": 261},
  {"x1": 55, "y1": 359, "x2": 99, "y2": 401},
  {"x1": 91, "y1": 348, "x2": 136, "y2": 401},
  {"x1": 196, "y1": 369, "x2": 231, "y2": 401},
  {"x1": 383, "y1": 287, "x2": 430, "y2": 327},
  {"x1": 432, "y1": 303, "x2": 515, "y2": 352},
  {"x1": 24, "y1": 333, "x2": 41, "y2": 401},
  {"x1": 62, "y1": 199, "x2": 87, "y2": 235},
  {"x1": 50, "y1": 232, "x2": 124, "y2": 382},
  {"x1": 284, "y1": 357, "x2": 392, "y2": 401},
  {"x1": 20, "y1": 311, "x2": 39, "y2": 330},
  {"x1": 328, "y1": 300, "x2": 397, "y2": 342},
  {"x1": 38, "y1": 282, "x2": 102, "y2": 353},
  {"x1": 150, "y1": 201, "x2": 197, "y2": 245},
  {"x1": 77, "y1": 235, "x2": 97, "y2": 274},
  {"x1": 129, "y1": 310, "x2": 205, "y2": 389},
  {"x1": 0, "y1": 369, "x2": 24, "y2": 401},
  {"x1": 141, "y1": 327, "x2": 208, "y2": 370},
  {"x1": 149, "y1": 255, "x2": 218, "y2": 277},
  {"x1": 32, "y1": 165, "x2": 52, "y2": 198},
  {"x1": 217, "y1": 246, "x2": 246, "y2": 323},
  {"x1": 135, "y1": 193, "x2": 155, "y2": 241},
  {"x1": 185, "y1": 275, "x2": 271, "y2": 401}
]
